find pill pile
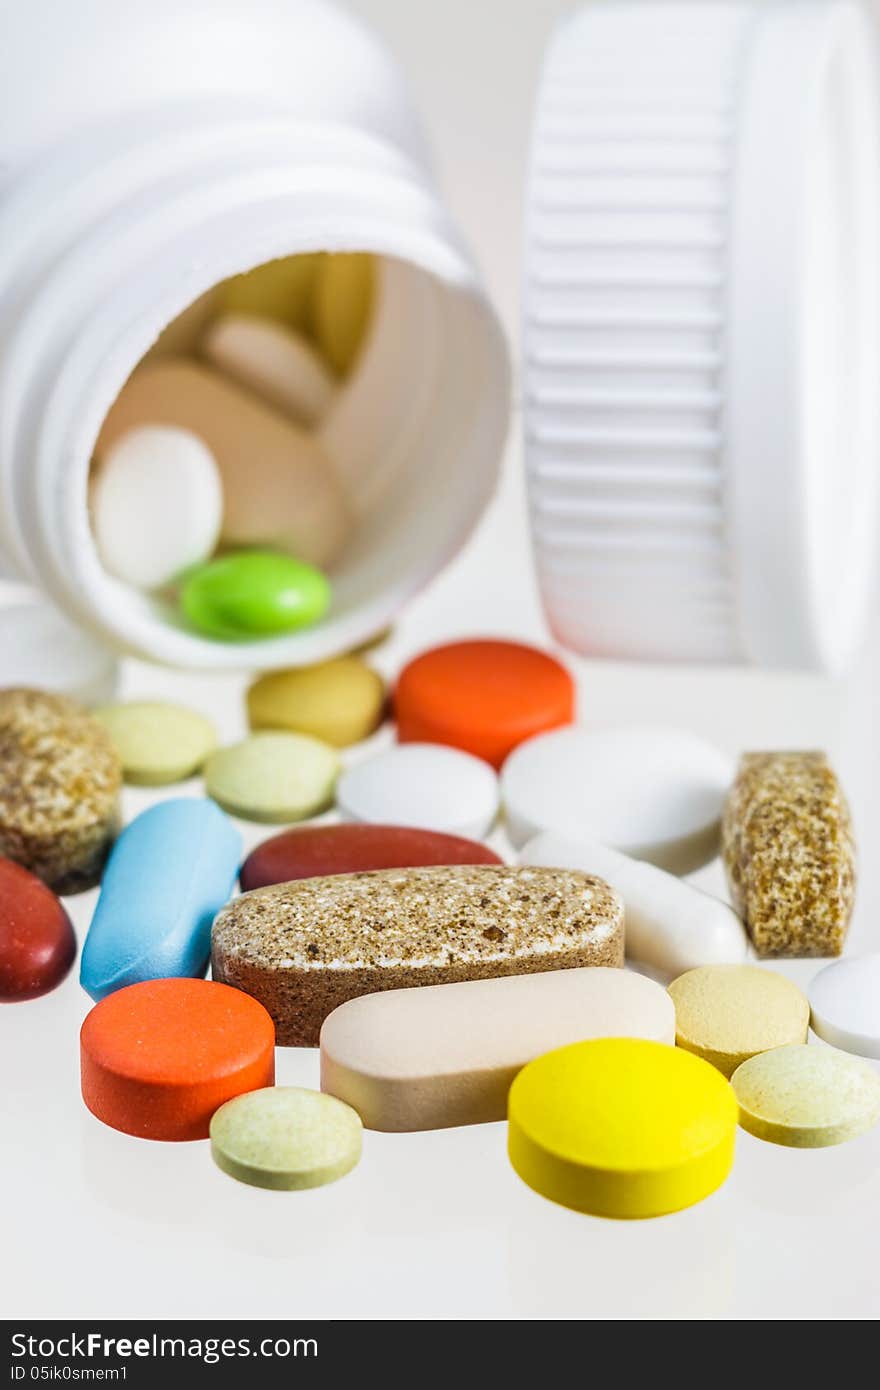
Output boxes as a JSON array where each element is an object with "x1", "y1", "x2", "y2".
[
  {"x1": 1, "y1": 634, "x2": 878, "y2": 1215},
  {"x1": 88, "y1": 253, "x2": 375, "y2": 640}
]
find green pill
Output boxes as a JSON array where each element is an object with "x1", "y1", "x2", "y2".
[
  {"x1": 210, "y1": 1087, "x2": 363, "y2": 1190},
  {"x1": 180, "y1": 550, "x2": 331, "y2": 640}
]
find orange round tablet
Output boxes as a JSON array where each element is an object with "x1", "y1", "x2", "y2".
[
  {"x1": 80, "y1": 978, "x2": 275, "y2": 1141},
  {"x1": 394, "y1": 639, "x2": 575, "y2": 769}
]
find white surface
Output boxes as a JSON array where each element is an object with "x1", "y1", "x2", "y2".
[
  {"x1": 90, "y1": 426, "x2": 223, "y2": 589},
  {"x1": 501, "y1": 724, "x2": 732, "y2": 868},
  {"x1": 521, "y1": 832, "x2": 748, "y2": 975},
  {"x1": 337, "y1": 742, "x2": 500, "y2": 838},
  {"x1": 524, "y1": 0, "x2": 880, "y2": 673},
  {"x1": 0, "y1": 590, "x2": 118, "y2": 704},
  {"x1": 3, "y1": 0, "x2": 880, "y2": 1325},
  {"x1": 809, "y1": 954, "x2": 880, "y2": 1058}
]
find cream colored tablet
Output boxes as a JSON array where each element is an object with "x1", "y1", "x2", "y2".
[
  {"x1": 669, "y1": 964, "x2": 810, "y2": 1077},
  {"x1": 202, "y1": 314, "x2": 336, "y2": 426},
  {"x1": 731, "y1": 1044, "x2": 880, "y2": 1148},
  {"x1": 320, "y1": 967, "x2": 674, "y2": 1131}
]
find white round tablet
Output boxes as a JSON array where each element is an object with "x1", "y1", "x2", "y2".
[
  {"x1": 90, "y1": 425, "x2": 223, "y2": 590},
  {"x1": 203, "y1": 314, "x2": 336, "y2": 426},
  {"x1": 502, "y1": 725, "x2": 733, "y2": 873},
  {"x1": 337, "y1": 743, "x2": 500, "y2": 839},
  {"x1": 0, "y1": 592, "x2": 118, "y2": 705},
  {"x1": 810, "y1": 955, "x2": 880, "y2": 1059}
]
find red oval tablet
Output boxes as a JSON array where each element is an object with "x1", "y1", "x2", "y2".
[
  {"x1": 394, "y1": 639, "x2": 575, "y2": 769},
  {"x1": 80, "y1": 978, "x2": 275, "y2": 1141},
  {"x1": 240, "y1": 823, "x2": 502, "y2": 892},
  {"x1": 0, "y1": 856, "x2": 77, "y2": 1001}
]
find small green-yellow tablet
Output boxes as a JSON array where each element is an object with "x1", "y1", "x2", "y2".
[
  {"x1": 731, "y1": 1044, "x2": 880, "y2": 1148},
  {"x1": 210, "y1": 1087, "x2": 362, "y2": 1190},
  {"x1": 95, "y1": 701, "x2": 217, "y2": 785},
  {"x1": 205, "y1": 732, "x2": 339, "y2": 822}
]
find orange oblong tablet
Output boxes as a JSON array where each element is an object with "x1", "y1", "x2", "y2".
[
  {"x1": 394, "y1": 639, "x2": 575, "y2": 769},
  {"x1": 80, "y1": 978, "x2": 275, "y2": 1141}
]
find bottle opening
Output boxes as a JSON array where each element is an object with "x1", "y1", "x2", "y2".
[{"x1": 81, "y1": 250, "x2": 507, "y2": 667}]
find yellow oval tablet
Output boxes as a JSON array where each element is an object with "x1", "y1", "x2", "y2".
[
  {"x1": 731, "y1": 1044, "x2": 880, "y2": 1148},
  {"x1": 669, "y1": 964, "x2": 809, "y2": 1077},
  {"x1": 247, "y1": 657, "x2": 385, "y2": 748},
  {"x1": 508, "y1": 1038, "x2": 737, "y2": 1219}
]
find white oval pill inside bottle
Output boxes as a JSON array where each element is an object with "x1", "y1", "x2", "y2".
[{"x1": 90, "y1": 426, "x2": 223, "y2": 591}]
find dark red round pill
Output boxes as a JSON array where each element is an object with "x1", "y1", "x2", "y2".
[
  {"x1": 0, "y1": 855, "x2": 77, "y2": 1001},
  {"x1": 240, "y1": 822, "x2": 503, "y2": 892}
]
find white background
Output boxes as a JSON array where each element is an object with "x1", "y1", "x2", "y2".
[{"x1": 3, "y1": 0, "x2": 880, "y2": 1321}]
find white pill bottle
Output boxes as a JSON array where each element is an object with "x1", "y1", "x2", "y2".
[{"x1": 0, "y1": 0, "x2": 509, "y2": 670}]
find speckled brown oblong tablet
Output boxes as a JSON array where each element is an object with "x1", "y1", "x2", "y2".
[
  {"x1": 0, "y1": 689, "x2": 122, "y2": 893},
  {"x1": 211, "y1": 865, "x2": 624, "y2": 1046},
  {"x1": 721, "y1": 752, "x2": 855, "y2": 958}
]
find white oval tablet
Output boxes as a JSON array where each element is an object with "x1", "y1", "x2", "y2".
[
  {"x1": 320, "y1": 967, "x2": 674, "y2": 1131},
  {"x1": 336, "y1": 742, "x2": 499, "y2": 839},
  {"x1": 96, "y1": 361, "x2": 351, "y2": 569},
  {"x1": 202, "y1": 314, "x2": 336, "y2": 426},
  {"x1": 502, "y1": 725, "x2": 733, "y2": 872},
  {"x1": 90, "y1": 425, "x2": 222, "y2": 590},
  {"x1": 809, "y1": 955, "x2": 880, "y2": 1059},
  {"x1": 521, "y1": 832, "x2": 748, "y2": 975}
]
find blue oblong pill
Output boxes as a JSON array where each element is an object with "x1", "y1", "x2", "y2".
[{"x1": 80, "y1": 798, "x2": 242, "y2": 1002}]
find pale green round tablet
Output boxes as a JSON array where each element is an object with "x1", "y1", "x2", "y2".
[
  {"x1": 731, "y1": 1044, "x2": 880, "y2": 1148},
  {"x1": 210, "y1": 1087, "x2": 362, "y2": 1190},
  {"x1": 94, "y1": 701, "x2": 217, "y2": 785},
  {"x1": 205, "y1": 732, "x2": 339, "y2": 822}
]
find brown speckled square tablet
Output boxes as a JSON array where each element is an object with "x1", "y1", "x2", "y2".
[
  {"x1": 0, "y1": 688, "x2": 122, "y2": 893},
  {"x1": 721, "y1": 752, "x2": 855, "y2": 958},
  {"x1": 211, "y1": 865, "x2": 624, "y2": 1045}
]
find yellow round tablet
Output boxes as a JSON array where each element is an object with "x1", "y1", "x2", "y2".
[
  {"x1": 668, "y1": 964, "x2": 809, "y2": 1077},
  {"x1": 508, "y1": 1038, "x2": 737, "y2": 1219},
  {"x1": 731, "y1": 1044, "x2": 880, "y2": 1148}
]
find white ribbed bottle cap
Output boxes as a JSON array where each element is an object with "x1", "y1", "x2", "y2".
[{"x1": 524, "y1": 0, "x2": 880, "y2": 673}]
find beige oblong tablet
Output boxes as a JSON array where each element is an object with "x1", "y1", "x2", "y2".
[
  {"x1": 202, "y1": 314, "x2": 336, "y2": 426},
  {"x1": 96, "y1": 360, "x2": 351, "y2": 568},
  {"x1": 320, "y1": 967, "x2": 674, "y2": 1131}
]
